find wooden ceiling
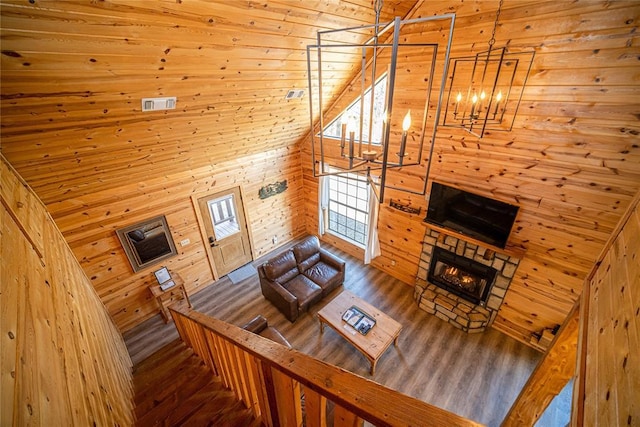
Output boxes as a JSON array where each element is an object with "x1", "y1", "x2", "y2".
[
  {"x1": 1, "y1": 0, "x2": 418, "y2": 204},
  {"x1": 1, "y1": 0, "x2": 639, "y2": 343}
]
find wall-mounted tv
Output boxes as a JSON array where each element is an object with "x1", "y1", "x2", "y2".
[{"x1": 425, "y1": 182, "x2": 519, "y2": 249}]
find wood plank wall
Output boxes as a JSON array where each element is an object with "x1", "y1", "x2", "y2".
[
  {"x1": 503, "y1": 302, "x2": 581, "y2": 425},
  {"x1": 0, "y1": 0, "x2": 344, "y2": 331},
  {"x1": 302, "y1": 0, "x2": 640, "y2": 348},
  {"x1": 504, "y1": 190, "x2": 638, "y2": 425},
  {"x1": 1, "y1": 0, "x2": 639, "y2": 345},
  {"x1": 574, "y1": 191, "x2": 639, "y2": 425},
  {"x1": 0, "y1": 0, "x2": 412, "y2": 210},
  {"x1": 54, "y1": 146, "x2": 306, "y2": 331},
  {"x1": 0, "y1": 155, "x2": 134, "y2": 425}
]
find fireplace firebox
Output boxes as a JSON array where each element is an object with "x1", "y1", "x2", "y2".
[{"x1": 428, "y1": 246, "x2": 497, "y2": 305}]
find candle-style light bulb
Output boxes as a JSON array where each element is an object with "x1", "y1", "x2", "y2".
[
  {"x1": 454, "y1": 91, "x2": 462, "y2": 116},
  {"x1": 381, "y1": 110, "x2": 388, "y2": 146},
  {"x1": 347, "y1": 116, "x2": 356, "y2": 159},
  {"x1": 399, "y1": 110, "x2": 411, "y2": 165},
  {"x1": 494, "y1": 90, "x2": 503, "y2": 116},
  {"x1": 470, "y1": 93, "x2": 478, "y2": 118},
  {"x1": 402, "y1": 110, "x2": 411, "y2": 132},
  {"x1": 347, "y1": 116, "x2": 357, "y2": 134},
  {"x1": 340, "y1": 114, "x2": 348, "y2": 152}
]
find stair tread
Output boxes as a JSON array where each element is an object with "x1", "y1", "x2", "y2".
[{"x1": 134, "y1": 340, "x2": 259, "y2": 426}]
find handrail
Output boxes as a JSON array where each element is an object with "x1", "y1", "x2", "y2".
[{"x1": 169, "y1": 303, "x2": 483, "y2": 427}]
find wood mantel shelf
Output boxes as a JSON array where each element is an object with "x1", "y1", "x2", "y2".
[{"x1": 423, "y1": 221, "x2": 526, "y2": 259}]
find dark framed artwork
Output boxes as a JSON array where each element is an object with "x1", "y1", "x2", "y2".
[{"x1": 116, "y1": 215, "x2": 177, "y2": 273}]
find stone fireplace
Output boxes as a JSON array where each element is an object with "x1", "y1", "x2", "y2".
[
  {"x1": 414, "y1": 227, "x2": 521, "y2": 333},
  {"x1": 428, "y1": 246, "x2": 498, "y2": 305}
]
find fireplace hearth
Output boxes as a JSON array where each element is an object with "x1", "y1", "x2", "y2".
[
  {"x1": 414, "y1": 227, "x2": 522, "y2": 333},
  {"x1": 428, "y1": 246, "x2": 497, "y2": 305}
]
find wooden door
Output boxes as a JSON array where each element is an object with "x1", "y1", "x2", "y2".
[{"x1": 196, "y1": 187, "x2": 253, "y2": 278}]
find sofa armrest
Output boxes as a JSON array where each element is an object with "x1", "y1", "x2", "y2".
[
  {"x1": 241, "y1": 315, "x2": 292, "y2": 348},
  {"x1": 258, "y1": 266, "x2": 300, "y2": 322},
  {"x1": 259, "y1": 327, "x2": 292, "y2": 349},
  {"x1": 319, "y1": 249, "x2": 346, "y2": 278}
]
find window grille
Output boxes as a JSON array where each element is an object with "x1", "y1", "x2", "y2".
[{"x1": 327, "y1": 171, "x2": 370, "y2": 246}]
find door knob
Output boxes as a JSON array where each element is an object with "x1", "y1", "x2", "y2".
[{"x1": 208, "y1": 236, "x2": 218, "y2": 247}]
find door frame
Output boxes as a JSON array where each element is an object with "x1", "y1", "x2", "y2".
[{"x1": 191, "y1": 185, "x2": 255, "y2": 281}]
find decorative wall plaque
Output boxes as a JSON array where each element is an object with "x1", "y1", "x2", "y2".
[
  {"x1": 389, "y1": 199, "x2": 421, "y2": 215},
  {"x1": 259, "y1": 180, "x2": 287, "y2": 199}
]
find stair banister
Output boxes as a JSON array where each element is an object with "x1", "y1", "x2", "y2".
[{"x1": 170, "y1": 303, "x2": 482, "y2": 427}]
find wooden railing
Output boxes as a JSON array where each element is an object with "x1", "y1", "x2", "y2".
[
  {"x1": 504, "y1": 191, "x2": 640, "y2": 426},
  {"x1": 169, "y1": 303, "x2": 482, "y2": 427}
]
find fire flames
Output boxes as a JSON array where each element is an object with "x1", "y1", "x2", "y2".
[{"x1": 441, "y1": 265, "x2": 477, "y2": 291}]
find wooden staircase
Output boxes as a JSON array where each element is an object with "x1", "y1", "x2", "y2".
[
  {"x1": 133, "y1": 339, "x2": 261, "y2": 427},
  {"x1": 133, "y1": 304, "x2": 482, "y2": 426}
]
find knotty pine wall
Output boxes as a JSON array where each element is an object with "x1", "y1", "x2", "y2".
[
  {"x1": 0, "y1": 0, "x2": 379, "y2": 332},
  {"x1": 1, "y1": 156, "x2": 134, "y2": 425},
  {"x1": 303, "y1": 1, "x2": 640, "y2": 347},
  {"x1": 1, "y1": 0, "x2": 638, "y2": 344},
  {"x1": 504, "y1": 191, "x2": 639, "y2": 425},
  {"x1": 54, "y1": 147, "x2": 305, "y2": 331},
  {"x1": 576, "y1": 191, "x2": 639, "y2": 425}
]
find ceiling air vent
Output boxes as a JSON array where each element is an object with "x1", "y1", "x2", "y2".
[
  {"x1": 141, "y1": 97, "x2": 177, "y2": 112},
  {"x1": 285, "y1": 89, "x2": 304, "y2": 100}
]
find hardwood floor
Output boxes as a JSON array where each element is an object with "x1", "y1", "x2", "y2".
[
  {"x1": 134, "y1": 339, "x2": 261, "y2": 427},
  {"x1": 125, "y1": 238, "x2": 542, "y2": 427}
]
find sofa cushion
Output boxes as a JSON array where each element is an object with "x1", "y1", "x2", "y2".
[
  {"x1": 304, "y1": 262, "x2": 341, "y2": 291},
  {"x1": 263, "y1": 250, "x2": 299, "y2": 284},
  {"x1": 293, "y1": 236, "x2": 321, "y2": 272},
  {"x1": 282, "y1": 275, "x2": 322, "y2": 312},
  {"x1": 298, "y1": 252, "x2": 320, "y2": 273}
]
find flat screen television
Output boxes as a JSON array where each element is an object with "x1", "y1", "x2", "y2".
[{"x1": 425, "y1": 182, "x2": 519, "y2": 248}]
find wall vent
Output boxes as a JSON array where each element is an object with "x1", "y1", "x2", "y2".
[
  {"x1": 285, "y1": 89, "x2": 304, "y2": 100},
  {"x1": 141, "y1": 97, "x2": 177, "y2": 112}
]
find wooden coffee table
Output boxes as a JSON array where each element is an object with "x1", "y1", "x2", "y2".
[{"x1": 317, "y1": 290, "x2": 402, "y2": 374}]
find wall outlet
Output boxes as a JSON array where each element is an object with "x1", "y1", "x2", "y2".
[
  {"x1": 391, "y1": 260, "x2": 396, "y2": 266},
  {"x1": 141, "y1": 96, "x2": 176, "y2": 111},
  {"x1": 180, "y1": 238, "x2": 190, "y2": 247},
  {"x1": 272, "y1": 236, "x2": 278, "y2": 245}
]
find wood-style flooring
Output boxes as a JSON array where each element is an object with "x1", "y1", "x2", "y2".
[
  {"x1": 125, "y1": 238, "x2": 542, "y2": 427},
  {"x1": 134, "y1": 339, "x2": 261, "y2": 427}
]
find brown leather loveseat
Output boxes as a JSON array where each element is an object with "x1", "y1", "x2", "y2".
[{"x1": 258, "y1": 235, "x2": 345, "y2": 322}]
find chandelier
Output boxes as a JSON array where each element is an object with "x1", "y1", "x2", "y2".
[
  {"x1": 306, "y1": 1, "x2": 456, "y2": 203},
  {"x1": 441, "y1": 0, "x2": 535, "y2": 137}
]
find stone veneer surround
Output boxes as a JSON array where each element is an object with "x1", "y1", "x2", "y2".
[{"x1": 414, "y1": 228, "x2": 521, "y2": 333}]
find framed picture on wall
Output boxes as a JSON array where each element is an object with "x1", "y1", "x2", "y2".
[{"x1": 116, "y1": 215, "x2": 178, "y2": 273}]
